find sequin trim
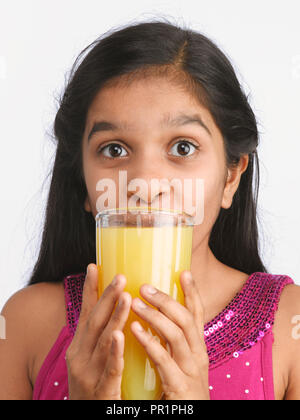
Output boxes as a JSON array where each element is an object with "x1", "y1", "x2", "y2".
[
  {"x1": 204, "y1": 272, "x2": 293, "y2": 369},
  {"x1": 64, "y1": 273, "x2": 86, "y2": 335}
]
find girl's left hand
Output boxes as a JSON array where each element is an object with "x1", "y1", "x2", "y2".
[{"x1": 130, "y1": 271, "x2": 210, "y2": 400}]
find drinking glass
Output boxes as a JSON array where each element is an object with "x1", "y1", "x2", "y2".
[{"x1": 96, "y1": 206, "x2": 194, "y2": 400}]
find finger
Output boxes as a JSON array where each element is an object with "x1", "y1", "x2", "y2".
[
  {"x1": 91, "y1": 291, "x2": 132, "y2": 365},
  {"x1": 78, "y1": 273, "x2": 126, "y2": 356},
  {"x1": 76, "y1": 264, "x2": 98, "y2": 333},
  {"x1": 131, "y1": 297, "x2": 193, "y2": 371},
  {"x1": 131, "y1": 321, "x2": 182, "y2": 389},
  {"x1": 180, "y1": 271, "x2": 206, "y2": 351},
  {"x1": 139, "y1": 282, "x2": 203, "y2": 356},
  {"x1": 96, "y1": 330, "x2": 124, "y2": 400}
]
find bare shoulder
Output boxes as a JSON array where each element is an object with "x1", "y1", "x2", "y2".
[
  {"x1": 275, "y1": 282, "x2": 300, "y2": 335},
  {"x1": 2, "y1": 281, "x2": 65, "y2": 314},
  {"x1": 2, "y1": 282, "x2": 66, "y2": 340},
  {"x1": 0, "y1": 282, "x2": 66, "y2": 400},
  {"x1": 273, "y1": 282, "x2": 300, "y2": 400}
]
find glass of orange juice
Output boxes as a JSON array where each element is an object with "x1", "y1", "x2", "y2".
[{"x1": 96, "y1": 206, "x2": 195, "y2": 400}]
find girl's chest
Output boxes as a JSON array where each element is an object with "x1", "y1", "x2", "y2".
[
  {"x1": 31, "y1": 324, "x2": 289, "y2": 400},
  {"x1": 30, "y1": 280, "x2": 290, "y2": 400}
]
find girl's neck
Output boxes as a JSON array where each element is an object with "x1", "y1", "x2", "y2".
[{"x1": 190, "y1": 245, "x2": 249, "y2": 324}]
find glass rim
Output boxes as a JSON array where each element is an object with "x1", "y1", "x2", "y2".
[{"x1": 95, "y1": 206, "x2": 195, "y2": 225}]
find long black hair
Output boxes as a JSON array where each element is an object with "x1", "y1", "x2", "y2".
[{"x1": 28, "y1": 18, "x2": 268, "y2": 285}]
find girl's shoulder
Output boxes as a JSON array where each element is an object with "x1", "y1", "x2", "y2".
[
  {"x1": 277, "y1": 281, "x2": 300, "y2": 316},
  {"x1": 2, "y1": 281, "x2": 66, "y2": 330},
  {"x1": 0, "y1": 282, "x2": 66, "y2": 398},
  {"x1": 273, "y1": 281, "x2": 300, "y2": 399},
  {"x1": 274, "y1": 281, "x2": 300, "y2": 342},
  {"x1": 1, "y1": 281, "x2": 66, "y2": 339}
]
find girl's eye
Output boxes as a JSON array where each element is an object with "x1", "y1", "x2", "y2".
[
  {"x1": 97, "y1": 140, "x2": 200, "y2": 159},
  {"x1": 169, "y1": 140, "x2": 200, "y2": 158},
  {"x1": 97, "y1": 143, "x2": 128, "y2": 159}
]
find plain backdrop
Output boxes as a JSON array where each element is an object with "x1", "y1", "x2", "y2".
[{"x1": 0, "y1": 0, "x2": 300, "y2": 310}]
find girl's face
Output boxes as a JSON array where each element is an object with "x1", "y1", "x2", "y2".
[{"x1": 82, "y1": 77, "x2": 248, "y2": 252}]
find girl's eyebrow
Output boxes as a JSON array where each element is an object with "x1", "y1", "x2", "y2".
[{"x1": 87, "y1": 112, "x2": 212, "y2": 142}]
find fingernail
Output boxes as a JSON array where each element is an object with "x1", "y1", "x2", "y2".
[
  {"x1": 86, "y1": 265, "x2": 91, "y2": 276},
  {"x1": 136, "y1": 298, "x2": 147, "y2": 309},
  {"x1": 135, "y1": 321, "x2": 144, "y2": 332},
  {"x1": 145, "y1": 285, "x2": 157, "y2": 295},
  {"x1": 184, "y1": 271, "x2": 192, "y2": 284},
  {"x1": 112, "y1": 275, "x2": 118, "y2": 286}
]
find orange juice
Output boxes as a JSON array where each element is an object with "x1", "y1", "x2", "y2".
[{"x1": 96, "y1": 224, "x2": 193, "y2": 400}]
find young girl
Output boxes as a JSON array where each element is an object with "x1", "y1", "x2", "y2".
[{"x1": 1, "y1": 19, "x2": 299, "y2": 401}]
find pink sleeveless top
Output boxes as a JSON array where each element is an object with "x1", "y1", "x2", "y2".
[{"x1": 33, "y1": 272, "x2": 294, "y2": 400}]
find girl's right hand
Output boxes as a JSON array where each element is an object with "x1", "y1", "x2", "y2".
[{"x1": 65, "y1": 263, "x2": 131, "y2": 400}]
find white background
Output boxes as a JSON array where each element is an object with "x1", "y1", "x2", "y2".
[{"x1": 0, "y1": 0, "x2": 300, "y2": 310}]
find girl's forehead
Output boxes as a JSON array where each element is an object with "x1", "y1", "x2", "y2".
[
  {"x1": 85, "y1": 80, "x2": 217, "y2": 137},
  {"x1": 87, "y1": 76, "x2": 203, "y2": 114}
]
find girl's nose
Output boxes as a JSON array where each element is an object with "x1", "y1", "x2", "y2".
[{"x1": 126, "y1": 177, "x2": 172, "y2": 209}]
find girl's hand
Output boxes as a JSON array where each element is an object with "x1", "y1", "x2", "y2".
[
  {"x1": 66, "y1": 264, "x2": 132, "y2": 400},
  {"x1": 130, "y1": 271, "x2": 210, "y2": 400}
]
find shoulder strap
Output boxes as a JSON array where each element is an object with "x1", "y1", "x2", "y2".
[
  {"x1": 63, "y1": 273, "x2": 86, "y2": 335},
  {"x1": 205, "y1": 272, "x2": 294, "y2": 369}
]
